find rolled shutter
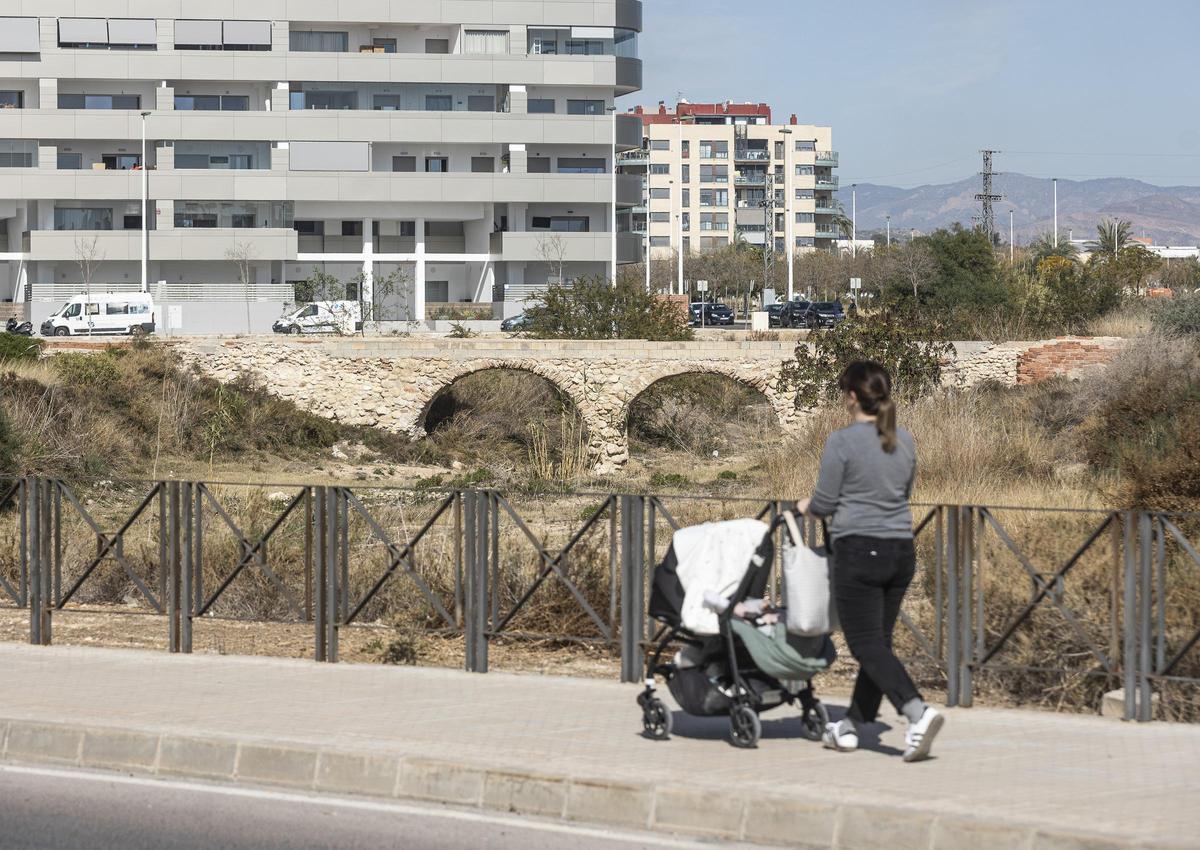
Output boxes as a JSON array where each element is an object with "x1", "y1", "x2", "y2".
[
  {"x1": 174, "y1": 19, "x2": 222, "y2": 46},
  {"x1": 107, "y1": 19, "x2": 156, "y2": 46},
  {"x1": 570, "y1": 26, "x2": 612, "y2": 39},
  {"x1": 223, "y1": 20, "x2": 271, "y2": 46},
  {"x1": 59, "y1": 18, "x2": 109, "y2": 45},
  {"x1": 0, "y1": 18, "x2": 40, "y2": 53}
]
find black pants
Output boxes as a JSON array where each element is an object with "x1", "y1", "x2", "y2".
[{"x1": 832, "y1": 535, "x2": 922, "y2": 724}]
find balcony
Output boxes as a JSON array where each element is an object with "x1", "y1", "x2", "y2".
[
  {"x1": 497, "y1": 231, "x2": 641, "y2": 264},
  {"x1": 815, "y1": 151, "x2": 838, "y2": 166},
  {"x1": 735, "y1": 149, "x2": 770, "y2": 162},
  {"x1": 815, "y1": 204, "x2": 840, "y2": 215},
  {"x1": 815, "y1": 176, "x2": 839, "y2": 189},
  {"x1": 734, "y1": 175, "x2": 765, "y2": 186},
  {"x1": 28, "y1": 228, "x2": 298, "y2": 262},
  {"x1": 814, "y1": 227, "x2": 840, "y2": 238}
]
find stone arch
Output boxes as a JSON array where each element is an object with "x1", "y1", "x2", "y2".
[{"x1": 407, "y1": 359, "x2": 618, "y2": 473}]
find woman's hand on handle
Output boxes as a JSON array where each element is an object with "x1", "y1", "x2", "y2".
[{"x1": 795, "y1": 497, "x2": 811, "y2": 516}]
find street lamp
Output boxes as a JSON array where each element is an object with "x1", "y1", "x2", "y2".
[
  {"x1": 780, "y1": 128, "x2": 793, "y2": 301},
  {"x1": 140, "y1": 111, "x2": 151, "y2": 294},
  {"x1": 886, "y1": 215, "x2": 891, "y2": 247}
]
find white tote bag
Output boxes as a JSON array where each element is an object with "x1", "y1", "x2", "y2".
[{"x1": 781, "y1": 511, "x2": 839, "y2": 636}]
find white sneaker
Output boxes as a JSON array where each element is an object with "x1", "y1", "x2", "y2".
[
  {"x1": 822, "y1": 720, "x2": 858, "y2": 752},
  {"x1": 903, "y1": 707, "x2": 944, "y2": 762}
]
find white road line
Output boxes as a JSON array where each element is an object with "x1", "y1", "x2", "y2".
[{"x1": 0, "y1": 763, "x2": 749, "y2": 849}]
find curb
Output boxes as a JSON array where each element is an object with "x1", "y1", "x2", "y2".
[{"x1": 0, "y1": 717, "x2": 1182, "y2": 850}]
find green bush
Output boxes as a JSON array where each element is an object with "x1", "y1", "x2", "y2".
[
  {"x1": 649, "y1": 472, "x2": 690, "y2": 489},
  {"x1": 0, "y1": 334, "x2": 43, "y2": 363},
  {"x1": 1152, "y1": 292, "x2": 1200, "y2": 339},
  {"x1": 50, "y1": 352, "x2": 122, "y2": 386},
  {"x1": 523, "y1": 275, "x2": 693, "y2": 341},
  {"x1": 781, "y1": 313, "x2": 953, "y2": 409}
]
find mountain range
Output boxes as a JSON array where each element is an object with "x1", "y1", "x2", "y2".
[{"x1": 834, "y1": 175, "x2": 1200, "y2": 246}]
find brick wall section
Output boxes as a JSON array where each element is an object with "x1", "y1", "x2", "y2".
[{"x1": 1016, "y1": 337, "x2": 1126, "y2": 385}]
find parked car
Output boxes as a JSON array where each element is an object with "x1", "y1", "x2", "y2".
[
  {"x1": 689, "y1": 302, "x2": 734, "y2": 327},
  {"x1": 40, "y1": 292, "x2": 155, "y2": 337},
  {"x1": 774, "y1": 299, "x2": 812, "y2": 328},
  {"x1": 500, "y1": 313, "x2": 530, "y2": 332},
  {"x1": 801, "y1": 300, "x2": 846, "y2": 329},
  {"x1": 273, "y1": 301, "x2": 361, "y2": 335}
]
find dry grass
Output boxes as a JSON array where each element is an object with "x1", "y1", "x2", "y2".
[{"x1": 1085, "y1": 301, "x2": 1153, "y2": 338}]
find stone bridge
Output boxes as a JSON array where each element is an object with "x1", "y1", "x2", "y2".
[{"x1": 176, "y1": 335, "x2": 1125, "y2": 474}]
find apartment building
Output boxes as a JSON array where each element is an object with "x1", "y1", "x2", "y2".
[
  {"x1": 618, "y1": 100, "x2": 838, "y2": 270},
  {"x1": 0, "y1": 2, "x2": 643, "y2": 333}
]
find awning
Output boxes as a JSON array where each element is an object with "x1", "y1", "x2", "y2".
[
  {"x1": 59, "y1": 18, "x2": 109, "y2": 45},
  {"x1": 107, "y1": 19, "x2": 156, "y2": 46},
  {"x1": 223, "y1": 20, "x2": 271, "y2": 46},
  {"x1": 0, "y1": 17, "x2": 40, "y2": 52},
  {"x1": 570, "y1": 26, "x2": 613, "y2": 39},
  {"x1": 289, "y1": 142, "x2": 369, "y2": 172},
  {"x1": 174, "y1": 19, "x2": 222, "y2": 46}
]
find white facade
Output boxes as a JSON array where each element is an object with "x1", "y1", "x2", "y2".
[{"x1": 0, "y1": 2, "x2": 644, "y2": 332}]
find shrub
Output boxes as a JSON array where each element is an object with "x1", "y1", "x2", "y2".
[
  {"x1": 447, "y1": 322, "x2": 476, "y2": 338},
  {"x1": 1151, "y1": 292, "x2": 1200, "y2": 339},
  {"x1": 523, "y1": 275, "x2": 693, "y2": 341},
  {"x1": 628, "y1": 374, "x2": 777, "y2": 455},
  {"x1": 0, "y1": 334, "x2": 43, "y2": 363},
  {"x1": 781, "y1": 313, "x2": 954, "y2": 409},
  {"x1": 649, "y1": 472, "x2": 690, "y2": 489},
  {"x1": 50, "y1": 352, "x2": 122, "y2": 386}
]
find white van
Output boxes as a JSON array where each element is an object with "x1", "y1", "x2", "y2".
[
  {"x1": 272, "y1": 301, "x2": 362, "y2": 335},
  {"x1": 40, "y1": 292, "x2": 155, "y2": 337}
]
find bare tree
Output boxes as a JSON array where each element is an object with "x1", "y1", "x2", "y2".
[
  {"x1": 537, "y1": 233, "x2": 569, "y2": 288},
  {"x1": 225, "y1": 242, "x2": 257, "y2": 335},
  {"x1": 889, "y1": 241, "x2": 938, "y2": 305},
  {"x1": 74, "y1": 235, "x2": 105, "y2": 337},
  {"x1": 348, "y1": 265, "x2": 413, "y2": 335}
]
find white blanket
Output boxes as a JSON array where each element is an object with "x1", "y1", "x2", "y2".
[{"x1": 672, "y1": 518, "x2": 769, "y2": 635}]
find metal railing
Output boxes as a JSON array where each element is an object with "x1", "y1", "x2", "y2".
[{"x1": 1, "y1": 477, "x2": 1196, "y2": 722}]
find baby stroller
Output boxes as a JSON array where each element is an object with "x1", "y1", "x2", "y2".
[{"x1": 637, "y1": 513, "x2": 835, "y2": 748}]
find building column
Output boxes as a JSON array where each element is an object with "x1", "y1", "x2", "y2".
[
  {"x1": 413, "y1": 218, "x2": 426, "y2": 323},
  {"x1": 38, "y1": 78, "x2": 57, "y2": 110},
  {"x1": 156, "y1": 84, "x2": 174, "y2": 112},
  {"x1": 271, "y1": 83, "x2": 290, "y2": 112},
  {"x1": 361, "y1": 217, "x2": 374, "y2": 319}
]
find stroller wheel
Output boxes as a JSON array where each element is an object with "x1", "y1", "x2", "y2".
[
  {"x1": 642, "y1": 697, "x2": 673, "y2": 741},
  {"x1": 729, "y1": 704, "x2": 761, "y2": 749},
  {"x1": 800, "y1": 701, "x2": 831, "y2": 741}
]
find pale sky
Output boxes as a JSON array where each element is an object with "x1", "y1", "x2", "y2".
[{"x1": 632, "y1": 0, "x2": 1200, "y2": 187}]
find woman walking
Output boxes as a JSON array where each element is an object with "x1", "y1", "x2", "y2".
[{"x1": 797, "y1": 361, "x2": 944, "y2": 762}]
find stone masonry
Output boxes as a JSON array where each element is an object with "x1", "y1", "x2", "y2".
[{"x1": 175, "y1": 335, "x2": 1127, "y2": 474}]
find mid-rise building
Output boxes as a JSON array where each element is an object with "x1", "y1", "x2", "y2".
[
  {"x1": 0, "y1": 2, "x2": 644, "y2": 333},
  {"x1": 618, "y1": 100, "x2": 838, "y2": 270}
]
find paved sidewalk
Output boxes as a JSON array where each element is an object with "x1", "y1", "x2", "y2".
[{"x1": 1, "y1": 644, "x2": 1196, "y2": 849}]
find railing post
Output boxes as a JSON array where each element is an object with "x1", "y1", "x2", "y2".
[
  {"x1": 52, "y1": 479, "x2": 61, "y2": 608},
  {"x1": 314, "y1": 486, "x2": 327, "y2": 662},
  {"x1": 463, "y1": 490, "x2": 488, "y2": 673},
  {"x1": 1138, "y1": 511, "x2": 1153, "y2": 721},
  {"x1": 1122, "y1": 511, "x2": 1137, "y2": 721},
  {"x1": 168, "y1": 480, "x2": 181, "y2": 653},
  {"x1": 619, "y1": 495, "x2": 645, "y2": 684},
  {"x1": 18, "y1": 477, "x2": 27, "y2": 607},
  {"x1": 960, "y1": 506, "x2": 974, "y2": 708},
  {"x1": 325, "y1": 484, "x2": 339, "y2": 663},
  {"x1": 182, "y1": 481, "x2": 193, "y2": 654},
  {"x1": 28, "y1": 477, "x2": 50, "y2": 646},
  {"x1": 945, "y1": 505, "x2": 960, "y2": 707}
]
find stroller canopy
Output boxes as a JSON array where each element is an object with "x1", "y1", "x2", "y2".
[{"x1": 667, "y1": 518, "x2": 770, "y2": 635}]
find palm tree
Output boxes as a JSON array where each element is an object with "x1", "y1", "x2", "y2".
[
  {"x1": 1087, "y1": 218, "x2": 1132, "y2": 257},
  {"x1": 1028, "y1": 232, "x2": 1080, "y2": 265}
]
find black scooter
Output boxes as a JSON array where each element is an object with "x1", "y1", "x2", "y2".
[{"x1": 5, "y1": 317, "x2": 33, "y2": 336}]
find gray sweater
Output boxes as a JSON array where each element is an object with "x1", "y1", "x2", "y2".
[{"x1": 808, "y1": 420, "x2": 916, "y2": 541}]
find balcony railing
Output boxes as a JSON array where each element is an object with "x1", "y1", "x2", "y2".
[
  {"x1": 815, "y1": 205, "x2": 840, "y2": 215},
  {"x1": 814, "y1": 227, "x2": 839, "y2": 238},
  {"x1": 815, "y1": 176, "x2": 839, "y2": 189},
  {"x1": 735, "y1": 149, "x2": 770, "y2": 161},
  {"x1": 734, "y1": 175, "x2": 765, "y2": 186},
  {"x1": 815, "y1": 150, "x2": 838, "y2": 165}
]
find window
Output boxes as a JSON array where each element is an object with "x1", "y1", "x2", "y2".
[
  {"x1": 528, "y1": 157, "x2": 551, "y2": 174},
  {"x1": 796, "y1": 189, "x2": 813, "y2": 200},
  {"x1": 681, "y1": 140, "x2": 690, "y2": 158},
  {"x1": 699, "y1": 140, "x2": 728, "y2": 159},
  {"x1": 425, "y1": 157, "x2": 449, "y2": 173},
  {"x1": 775, "y1": 141, "x2": 784, "y2": 159},
  {"x1": 174, "y1": 94, "x2": 247, "y2": 111},
  {"x1": 57, "y1": 152, "x2": 83, "y2": 169},
  {"x1": 649, "y1": 211, "x2": 669, "y2": 223},
  {"x1": 292, "y1": 91, "x2": 356, "y2": 110},
  {"x1": 464, "y1": 30, "x2": 507, "y2": 54},
  {"x1": 795, "y1": 212, "x2": 814, "y2": 223},
  {"x1": 682, "y1": 236, "x2": 691, "y2": 253},
  {"x1": 700, "y1": 213, "x2": 728, "y2": 231},
  {"x1": 424, "y1": 95, "x2": 453, "y2": 111},
  {"x1": 699, "y1": 189, "x2": 728, "y2": 207},
  {"x1": 424, "y1": 38, "x2": 450, "y2": 54},
  {"x1": 796, "y1": 164, "x2": 814, "y2": 175},
  {"x1": 649, "y1": 139, "x2": 669, "y2": 151},
  {"x1": 797, "y1": 236, "x2": 815, "y2": 247},
  {"x1": 529, "y1": 30, "x2": 560, "y2": 54},
  {"x1": 471, "y1": 156, "x2": 494, "y2": 173},
  {"x1": 528, "y1": 98, "x2": 555, "y2": 114},
  {"x1": 175, "y1": 212, "x2": 216, "y2": 227},
  {"x1": 649, "y1": 188, "x2": 670, "y2": 200},
  {"x1": 795, "y1": 140, "x2": 816, "y2": 151},
  {"x1": 101, "y1": 154, "x2": 141, "y2": 170},
  {"x1": 231, "y1": 213, "x2": 256, "y2": 228},
  {"x1": 700, "y1": 236, "x2": 726, "y2": 252},
  {"x1": 0, "y1": 91, "x2": 23, "y2": 109},
  {"x1": 342, "y1": 220, "x2": 363, "y2": 237},
  {"x1": 567, "y1": 99, "x2": 604, "y2": 116},
  {"x1": 557, "y1": 157, "x2": 604, "y2": 174},
  {"x1": 680, "y1": 164, "x2": 689, "y2": 182},
  {"x1": 372, "y1": 38, "x2": 397, "y2": 53},
  {"x1": 55, "y1": 208, "x2": 113, "y2": 230},
  {"x1": 699, "y1": 165, "x2": 728, "y2": 183},
  {"x1": 467, "y1": 95, "x2": 495, "y2": 112},
  {"x1": 531, "y1": 216, "x2": 589, "y2": 232},
  {"x1": 682, "y1": 189, "x2": 690, "y2": 206},
  {"x1": 373, "y1": 95, "x2": 403, "y2": 111},
  {"x1": 426, "y1": 280, "x2": 450, "y2": 302},
  {"x1": 290, "y1": 31, "x2": 348, "y2": 52},
  {"x1": 228, "y1": 155, "x2": 252, "y2": 170},
  {"x1": 649, "y1": 236, "x2": 670, "y2": 247},
  {"x1": 681, "y1": 212, "x2": 691, "y2": 230},
  {"x1": 294, "y1": 220, "x2": 324, "y2": 235},
  {"x1": 392, "y1": 156, "x2": 416, "y2": 172},
  {"x1": 122, "y1": 215, "x2": 141, "y2": 229},
  {"x1": 649, "y1": 163, "x2": 669, "y2": 175},
  {"x1": 58, "y1": 93, "x2": 140, "y2": 110}
]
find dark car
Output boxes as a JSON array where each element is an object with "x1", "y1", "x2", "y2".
[
  {"x1": 689, "y1": 302, "x2": 734, "y2": 327},
  {"x1": 801, "y1": 300, "x2": 846, "y2": 329},
  {"x1": 773, "y1": 299, "x2": 812, "y2": 328},
  {"x1": 500, "y1": 313, "x2": 530, "y2": 332}
]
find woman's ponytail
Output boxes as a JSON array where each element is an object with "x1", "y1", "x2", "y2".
[{"x1": 837, "y1": 360, "x2": 899, "y2": 453}]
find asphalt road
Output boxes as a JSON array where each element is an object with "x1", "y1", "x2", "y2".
[{"x1": 0, "y1": 764, "x2": 768, "y2": 850}]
